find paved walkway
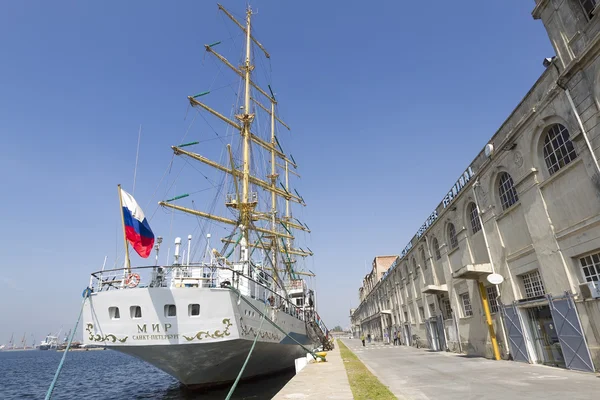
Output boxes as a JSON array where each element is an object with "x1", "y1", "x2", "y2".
[
  {"x1": 272, "y1": 346, "x2": 353, "y2": 399},
  {"x1": 341, "y1": 338, "x2": 600, "y2": 400}
]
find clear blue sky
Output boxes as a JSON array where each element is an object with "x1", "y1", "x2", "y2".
[{"x1": 0, "y1": 0, "x2": 554, "y2": 342}]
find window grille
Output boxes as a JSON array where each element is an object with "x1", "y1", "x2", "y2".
[
  {"x1": 579, "y1": 252, "x2": 600, "y2": 282},
  {"x1": 469, "y1": 203, "x2": 481, "y2": 234},
  {"x1": 432, "y1": 237, "x2": 441, "y2": 260},
  {"x1": 442, "y1": 298, "x2": 453, "y2": 319},
  {"x1": 498, "y1": 172, "x2": 519, "y2": 210},
  {"x1": 429, "y1": 303, "x2": 435, "y2": 315},
  {"x1": 543, "y1": 124, "x2": 577, "y2": 175},
  {"x1": 460, "y1": 293, "x2": 473, "y2": 317},
  {"x1": 418, "y1": 306, "x2": 425, "y2": 321},
  {"x1": 448, "y1": 223, "x2": 458, "y2": 249},
  {"x1": 579, "y1": 0, "x2": 598, "y2": 19},
  {"x1": 521, "y1": 270, "x2": 546, "y2": 298},
  {"x1": 486, "y1": 286, "x2": 499, "y2": 313}
]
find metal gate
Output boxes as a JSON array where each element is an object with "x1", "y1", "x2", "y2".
[
  {"x1": 501, "y1": 303, "x2": 530, "y2": 363},
  {"x1": 548, "y1": 294, "x2": 595, "y2": 372},
  {"x1": 436, "y1": 315, "x2": 447, "y2": 351},
  {"x1": 403, "y1": 324, "x2": 411, "y2": 346},
  {"x1": 425, "y1": 320, "x2": 433, "y2": 349}
]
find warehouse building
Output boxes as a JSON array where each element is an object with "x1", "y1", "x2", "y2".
[{"x1": 352, "y1": 0, "x2": 600, "y2": 372}]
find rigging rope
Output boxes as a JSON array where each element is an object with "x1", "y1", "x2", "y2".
[
  {"x1": 225, "y1": 285, "x2": 325, "y2": 361},
  {"x1": 45, "y1": 288, "x2": 91, "y2": 400},
  {"x1": 224, "y1": 300, "x2": 269, "y2": 400}
]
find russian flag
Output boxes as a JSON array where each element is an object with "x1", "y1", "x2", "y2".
[{"x1": 121, "y1": 189, "x2": 154, "y2": 258}]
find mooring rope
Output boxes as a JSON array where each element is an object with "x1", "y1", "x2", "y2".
[
  {"x1": 45, "y1": 287, "x2": 92, "y2": 400},
  {"x1": 226, "y1": 285, "x2": 325, "y2": 361},
  {"x1": 224, "y1": 301, "x2": 269, "y2": 400}
]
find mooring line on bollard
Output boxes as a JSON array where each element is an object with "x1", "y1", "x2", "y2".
[
  {"x1": 225, "y1": 299, "x2": 269, "y2": 400},
  {"x1": 45, "y1": 287, "x2": 91, "y2": 400}
]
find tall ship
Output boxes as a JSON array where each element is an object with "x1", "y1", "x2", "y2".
[{"x1": 82, "y1": 4, "x2": 328, "y2": 388}]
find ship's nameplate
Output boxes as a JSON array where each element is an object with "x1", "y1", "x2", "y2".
[
  {"x1": 133, "y1": 334, "x2": 179, "y2": 340},
  {"x1": 133, "y1": 322, "x2": 179, "y2": 340}
]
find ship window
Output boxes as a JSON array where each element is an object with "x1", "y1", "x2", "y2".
[
  {"x1": 164, "y1": 304, "x2": 177, "y2": 317},
  {"x1": 130, "y1": 306, "x2": 142, "y2": 319},
  {"x1": 189, "y1": 304, "x2": 200, "y2": 316},
  {"x1": 109, "y1": 307, "x2": 120, "y2": 320}
]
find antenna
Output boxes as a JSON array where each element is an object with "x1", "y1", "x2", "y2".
[
  {"x1": 174, "y1": 237, "x2": 182, "y2": 265},
  {"x1": 132, "y1": 124, "x2": 142, "y2": 195}
]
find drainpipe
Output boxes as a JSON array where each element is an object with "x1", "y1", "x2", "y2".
[
  {"x1": 472, "y1": 180, "x2": 509, "y2": 359},
  {"x1": 549, "y1": 59, "x2": 600, "y2": 176},
  {"x1": 444, "y1": 250, "x2": 463, "y2": 353}
]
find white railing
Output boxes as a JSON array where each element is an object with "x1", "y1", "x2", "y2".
[{"x1": 88, "y1": 264, "x2": 310, "y2": 322}]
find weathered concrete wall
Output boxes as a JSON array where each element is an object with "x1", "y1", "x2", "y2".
[{"x1": 351, "y1": 1, "x2": 600, "y2": 372}]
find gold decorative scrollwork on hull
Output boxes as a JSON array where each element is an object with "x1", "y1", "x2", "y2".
[
  {"x1": 182, "y1": 318, "x2": 233, "y2": 341},
  {"x1": 239, "y1": 319, "x2": 282, "y2": 341},
  {"x1": 86, "y1": 324, "x2": 128, "y2": 343}
]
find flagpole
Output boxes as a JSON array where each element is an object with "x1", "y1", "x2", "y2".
[{"x1": 118, "y1": 184, "x2": 131, "y2": 273}]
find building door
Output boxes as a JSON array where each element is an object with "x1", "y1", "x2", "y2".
[
  {"x1": 548, "y1": 294, "x2": 595, "y2": 372},
  {"x1": 525, "y1": 306, "x2": 565, "y2": 368},
  {"x1": 427, "y1": 319, "x2": 440, "y2": 351},
  {"x1": 425, "y1": 320, "x2": 432, "y2": 349},
  {"x1": 501, "y1": 303, "x2": 530, "y2": 363},
  {"x1": 403, "y1": 324, "x2": 411, "y2": 346},
  {"x1": 436, "y1": 315, "x2": 447, "y2": 351}
]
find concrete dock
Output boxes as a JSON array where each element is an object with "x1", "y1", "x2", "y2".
[
  {"x1": 272, "y1": 345, "x2": 353, "y2": 399},
  {"x1": 341, "y1": 338, "x2": 600, "y2": 400}
]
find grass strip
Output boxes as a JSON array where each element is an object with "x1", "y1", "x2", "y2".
[{"x1": 338, "y1": 340, "x2": 396, "y2": 400}]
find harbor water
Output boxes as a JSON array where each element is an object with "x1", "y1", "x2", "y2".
[{"x1": 0, "y1": 349, "x2": 294, "y2": 399}]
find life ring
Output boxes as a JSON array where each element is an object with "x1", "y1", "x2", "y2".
[{"x1": 125, "y1": 273, "x2": 141, "y2": 288}]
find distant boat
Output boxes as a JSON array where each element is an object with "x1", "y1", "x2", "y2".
[{"x1": 38, "y1": 334, "x2": 59, "y2": 350}]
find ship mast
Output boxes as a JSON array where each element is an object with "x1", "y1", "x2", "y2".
[
  {"x1": 270, "y1": 100, "x2": 278, "y2": 281},
  {"x1": 239, "y1": 7, "x2": 254, "y2": 273},
  {"x1": 158, "y1": 4, "x2": 314, "y2": 280}
]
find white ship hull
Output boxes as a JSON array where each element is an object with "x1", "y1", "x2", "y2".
[{"x1": 83, "y1": 287, "x2": 317, "y2": 388}]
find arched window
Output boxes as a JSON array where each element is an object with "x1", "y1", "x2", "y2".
[
  {"x1": 432, "y1": 237, "x2": 441, "y2": 260},
  {"x1": 543, "y1": 123, "x2": 577, "y2": 175},
  {"x1": 468, "y1": 202, "x2": 481, "y2": 234},
  {"x1": 498, "y1": 172, "x2": 519, "y2": 210},
  {"x1": 412, "y1": 257, "x2": 418, "y2": 278},
  {"x1": 579, "y1": 0, "x2": 597, "y2": 19},
  {"x1": 447, "y1": 223, "x2": 458, "y2": 250},
  {"x1": 420, "y1": 247, "x2": 427, "y2": 270}
]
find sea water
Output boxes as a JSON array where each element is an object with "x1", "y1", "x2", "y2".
[{"x1": 0, "y1": 349, "x2": 293, "y2": 399}]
